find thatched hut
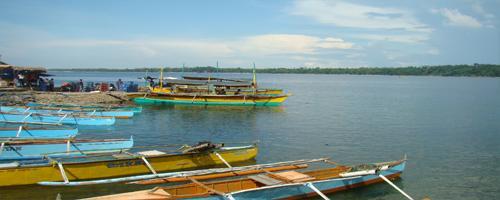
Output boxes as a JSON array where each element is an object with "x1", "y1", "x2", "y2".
[{"x1": 0, "y1": 61, "x2": 48, "y2": 88}]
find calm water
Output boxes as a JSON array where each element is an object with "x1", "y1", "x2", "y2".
[{"x1": 1, "y1": 72, "x2": 499, "y2": 200}]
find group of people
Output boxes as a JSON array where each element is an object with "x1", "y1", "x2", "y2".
[{"x1": 37, "y1": 77, "x2": 55, "y2": 91}]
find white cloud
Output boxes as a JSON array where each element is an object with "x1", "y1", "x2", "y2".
[
  {"x1": 290, "y1": 0, "x2": 432, "y2": 33},
  {"x1": 471, "y1": 3, "x2": 494, "y2": 19},
  {"x1": 432, "y1": 8, "x2": 483, "y2": 28},
  {"x1": 353, "y1": 34, "x2": 429, "y2": 44}
]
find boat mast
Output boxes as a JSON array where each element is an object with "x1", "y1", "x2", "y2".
[
  {"x1": 252, "y1": 62, "x2": 257, "y2": 95},
  {"x1": 159, "y1": 67, "x2": 164, "y2": 89}
]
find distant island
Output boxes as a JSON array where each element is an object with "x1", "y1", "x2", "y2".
[{"x1": 50, "y1": 64, "x2": 500, "y2": 77}]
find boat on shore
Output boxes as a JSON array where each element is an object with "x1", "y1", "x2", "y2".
[
  {"x1": 0, "y1": 125, "x2": 78, "y2": 139},
  {"x1": 0, "y1": 137, "x2": 133, "y2": 160},
  {"x1": 0, "y1": 111, "x2": 116, "y2": 125},
  {"x1": 0, "y1": 106, "x2": 134, "y2": 119},
  {"x1": 84, "y1": 157, "x2": 410, "y2": 200},
  {"x1": 0, "y1": 142, "x2": 257, "y2": 187}
]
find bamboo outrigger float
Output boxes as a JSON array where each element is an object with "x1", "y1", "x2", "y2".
[
  {"x1": 0, "y1": 143, "x2": 257, "y2": 187},
  {"x1": 85, "y1": 157, "x2": 412, "y2": 200}
]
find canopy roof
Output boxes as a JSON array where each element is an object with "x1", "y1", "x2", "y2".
[{"x1": 165, "y1": 79, "x2": 252, "y2": 87}]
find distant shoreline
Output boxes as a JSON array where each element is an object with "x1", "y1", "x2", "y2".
[{"x1": 49, "y1": 64, "x2": 500, "y2": 77}]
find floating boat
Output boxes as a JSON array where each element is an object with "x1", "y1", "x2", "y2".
[
  {"x1": 0, "y1": 125, "x2": 78, "y2": 139},
  {"x1": 0, "y1": 111, "x2": 115, "y2": 125},
  {"x1": 134, "y1": 93, "x2": 289, "y2": 106},
  {"x1": 0, "y1": 137, "x2": 133, "y2": 160},
  {"x1": 85, "y1": 157, "x2": 410, "y2": 200},
  {"x1": 135, "y1": 68, "x2": 288, "y2": 106},
  {"x1": 0, "y1": 142, "x2": 257, "y2": 186},
  {"x1": 26, "y1": 102, "x2": 142, "y2": 113},
  {"x1": 0, "y1": 106, "x2": 134, "y2": 119}
]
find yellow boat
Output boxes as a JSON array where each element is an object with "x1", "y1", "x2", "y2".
[
  {"x1": 135, "y1": 92, "x2": 289, "y2": 106},
  {"x1": 0, "y1": 143, "x2": 257, "y2": 187}
]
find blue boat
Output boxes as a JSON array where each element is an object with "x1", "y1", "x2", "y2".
[
  {"x1": 26, "y1": 102, "x2": 143, "y2": 113},
  {"x1": 0, "y1": 125, "x2": 78, "y2": 139},
  {"x1": 0, "y1": 137, "x2": 133, "y2": 160},
  {"x1": 0, "y1": 106, "x2": 134, "y2": 119},
  {"x1": 88, "y1": 157, "x2": 412, "y2": 200},
  {"x1": 0, "y1": 111, "x2": 116, "y2": 125}
]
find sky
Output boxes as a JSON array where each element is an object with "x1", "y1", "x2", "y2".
[{"x1": 0, "y1": 0, "x2": 499, "y2": 68}]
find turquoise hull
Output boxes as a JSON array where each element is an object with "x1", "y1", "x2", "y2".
[
  {"x1": 133, "y1": 97, "x2": 283, "y2": 106},
  {"x1": 0, "y1": 112, "x2": 115, "y2": 126},
  {"x1": 0, "y1": 126, "x2": 78, "y2": 139},
  {"x1": 0, "y1": 106, "x2": 134, "y2": 118},
  {"x1": 188, "y1": 161, "x2": 406, "y2": 200},
  {"x1": 26, "y1": 102, "x2": 143, "y2": 113},
  {"x1": 0, "y1": 137, "x2": 133, "y2": 160}
]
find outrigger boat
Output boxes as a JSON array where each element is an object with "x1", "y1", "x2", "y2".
[
  {"x1": 0, "y1": 125, "x2": 78, "y2": 139},
  {"x1": 0, "y1": 142, "x2": 257, "y2": 186},
  {"x1": 134, "y1": 67, "x2": 289, "y2": 106},
  {"x1": 26, "y1": 102, "x2": 143, "y2": 113},
  {"x1": 86, "y1": 157, "x2": 412, "y2": 200},
  {"x1": 0, "y1": 137, "x2": 133, "y2": 160},
  {"x1": 0, "y1": 106, "x2": 134, "y2": 119},
  {"x1": 0, "y1": 111, "x2": 116, "y2": 125},
  {"x1": 134, "y1": 93, "x2": 288, "y2": 106}
]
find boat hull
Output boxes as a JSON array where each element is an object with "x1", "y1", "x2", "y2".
[
  {"x1": 196, "y1": 161, "x2": 406, "y2": 200},
  {"x1": 0, "y1": 138, "x2": 133, "y2": 160},
  {"x1": 0, "y1": 112, "x2": 115, "y2": 125},
  {"x1": 0, "y1": 106, "x2": 134, "y2": 119},
  {"x1": 26, "y1": 102, "x2": 143, "y2": 114},
  {"x1": 0, "y1": 145, "x2": 257, "y2": 187},
  {"x1": 0, "y1": 126, "x2": 78, "y2": 139},
  {"x1": 134, "y1": 94, "x2": 288, "y2": 106}
]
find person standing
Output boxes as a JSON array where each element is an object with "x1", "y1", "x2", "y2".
[
  {"x1": 79, "y1": 79, "x2": 84, "y2": 92},
  {"x1": 49, "y1": 78, "x2": 54, "y2": 91},
  {"x1": 116, "y1": 78, "x2": 123, "y2": 91},
  {"x1": 17, "y1": 73, "x2": 25, "y2": 87}
]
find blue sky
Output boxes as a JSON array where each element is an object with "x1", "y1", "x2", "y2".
[{"x1": 0, "y1": 0, "x2": 498, "y2": 68}]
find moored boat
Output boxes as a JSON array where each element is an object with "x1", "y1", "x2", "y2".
[
  {"x1": 0, "y1": 142, "x2": 257, "y2": 187},
  {"x1": 26, "y1": 102, "x2": 143, "y2": 113},
  {"x1": 0, "y1": 111, "x2": 116, "y2": 125},
  {"x1": 85, "y1": 157, "x2": 409, "y2": 200},
  {"x1": 134, "y1": 93, "x2": 288, "y2": 106},
  {"x1": 0, "y1": 106, "x2": 134, "y2": 119},
  {"x1": 0, "y1": 137, "x2": 133, "y2": 160},
  {"x1": 0, "y1": 125, "x2": 78, "y2": 139}
]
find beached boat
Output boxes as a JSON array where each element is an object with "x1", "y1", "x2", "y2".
[
  {"x1": 26, "y1": 102, "x2": 143, "y2": 113},
  {"x1": 86, "y1": 157, "x2": 410, "y2": 200},
  {"x1": 0, "y1": 106, "x2": 134, "y2": 119},
  {"x1": 0, "y1": 111, "x2": 115, "y2": 125},
  {"x1": 0, "y1": 125, "x2": 78, "y2": 139},
  {"x1": 0, "y1": 137, "x2": 133, "y2": 160},
  {"x1": 134, "y1": 93, "x2": 289, "y2": 106},
  {"x1": 0, "y1": 143, "x2": 257, "y2": 186}
]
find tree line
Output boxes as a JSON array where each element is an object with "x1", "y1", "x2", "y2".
[{"x1": 50, "y1": 64, "x2": 500, "y2": 77}]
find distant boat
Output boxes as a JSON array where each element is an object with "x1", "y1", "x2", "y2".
[
  {"x1": 0, "y1": 111, "x2": 116, "y2": 125},
  {"x1": 0, "y1": 137, "x2": 133, "y2": 160},
  {"x1": 26, "y1": 102, "x2": 142, "y2": 113},
  {"x1": 84, "y1": 157, "x2": 410, "y2": 200},
  {"x1": 0, "y1": 143, "x2": 258, "y2": 187},
  {"x1": 0, "y1": 106, "x2": 134, "y2": 119},
  {"x1": 0, "y1": 125, "x2": 78, "y2": 139}
]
